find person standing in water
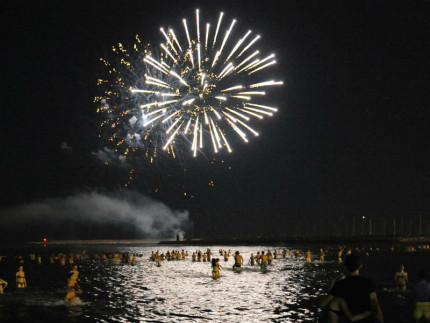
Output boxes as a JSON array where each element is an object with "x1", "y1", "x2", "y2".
[
  {"x1": 233, "y1": 251, "x2": 243, "y2": 270},
  {"x1": 394, "y1": 264, "x2": 408, "y2": 294},
  {"x1": 212, "y1": 258, "x2": 221, "y2": 279},
  {"x1": 249, "y1": 253, "x2": 255, "y2": 266},
  {"x1": 16, "y1": 266, "x2": 27, "y2": 288},
  {"x1": 320, "y1": 252, "x2": 383, "y2": 323},
  {"x1": 306, "y1": 250, "x2": 312, "y2": 262},
  {"x1": 320, "y1": 249, "x2": 325, "y2": 262},
  {"x1": 223, "y1": 251, "x2": 229, "y2": 262},
  {"x1": 0, "y1": 277, "x2": 8, "y2": 294},
  {"x1": 260, "y1": 251, "x2": 268, "y2": 270},
  {"x1": 67, "y1": 266, "x2": 80, "y2": 291}
]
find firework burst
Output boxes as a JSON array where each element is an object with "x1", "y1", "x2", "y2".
[{"x1": 96, "y1": 9, "x2": 283, "y2": 163}]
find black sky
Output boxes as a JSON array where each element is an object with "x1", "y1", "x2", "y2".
[{"x1": 1, "y1": 0, "x2": 429, "y2": 240}]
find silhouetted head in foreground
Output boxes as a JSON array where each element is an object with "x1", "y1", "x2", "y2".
[{"x1": 344, "y1": 252, "x2": 362, "y2": 272}]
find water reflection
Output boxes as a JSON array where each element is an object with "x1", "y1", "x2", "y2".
[
  {"x1": 79, "y1": 246, "x2": 332, "y2": 322},
  {"x1": 1, "y1": 244, "x2": 427, "y2": 322}
]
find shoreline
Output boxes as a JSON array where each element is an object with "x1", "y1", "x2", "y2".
[
  {"x1": 27, "y1": 239, "x2": 163, "y2": 245},
  {"x1": 158, "y1": 236, "x2": 430, "y2": 246},
  {"x1": 23, "y1": 236, "x2": 430, "y2": 246}
]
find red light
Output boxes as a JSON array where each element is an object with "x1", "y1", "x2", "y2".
[{"x1": 43, "y1": 238, "x2": 47, "y2": 242}]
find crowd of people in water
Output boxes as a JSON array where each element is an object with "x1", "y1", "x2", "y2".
[{"x1": 0, "y1": 244, "x2": 430, "y2": 322}]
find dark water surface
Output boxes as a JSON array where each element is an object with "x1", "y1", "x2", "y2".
[{"x1": 0, "y1": 243, "x2": 429, "y2": 322}]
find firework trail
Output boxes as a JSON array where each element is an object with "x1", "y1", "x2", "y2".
[{"x1": 96, "y1": 9, "x2": 283, "y2": 164}]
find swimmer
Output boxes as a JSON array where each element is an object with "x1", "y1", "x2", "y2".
[
  {"x1": 67, "y1": 265, "x2": 80, "y2": 289},
  {"x1": 395, "y1": 264, "x2": 408, "y2": 294},
  {"x1": 338, "y1": 248, "x2": 343, "y2": 264},
  {"x1": 224, "y1": 251, "x2": 229, "y2": 262},
  {"x1": 65, "y1": 288, "x2": 83, "y2": 306},
  {"x1": 260, "y1": 251, "x2": 268, "y2": 270},
  {"x1": 156, "y1": 254, "x2": 162, "y2": 267},
  {"x1": 256, "y1": 252, "x2": 261, "y2": 265},
  {"x1": 69, "y1": 265, "x2": 79, "y2": 281},
  {"x1": 232, "y1": 251, "x2": 243, "y2": 270},
  {"x1": 306, "y1": 250, "x2": 311, "y2": 262},
  {"x1": 267, "y1": 250, "x2": 273, "y2": 265},
  {"x1": 249, "y1": 253, "x2": 255, "y2": 266},
  {"x1": 60, "y1": 257, "x2": 66, "y2": 266},
  {"x1": 0, "y1": 278, "x2": 8, "y2": 294},
  {"x1": 67, "y1": 274, "x2": 79, "y2": 290},
  {"x1": 319, "y1": 249, "x2": 325, "y2": 262},
  {"x1": 212, "y1": 258, "x2": 222, "y2": 279},
  {"x1": 211, "y1": 258, "x2": 217, "y2": 279},
  {"x1": 70, "y1": 265, "x2": 79, "y2": 275},
  {"x1": 16, "y1": 266, "x2": 27, "y2": 288}
]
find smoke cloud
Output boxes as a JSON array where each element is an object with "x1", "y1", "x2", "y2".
[
  {"x1": 1, "y1": 191, "x2": 191, "y2": 241},
  {"x1": 60, "y1": 141, "x2": 74, "y2": 152},
  {"x1": 92, "y1": 147, "x2": 126, "y2": 164}
]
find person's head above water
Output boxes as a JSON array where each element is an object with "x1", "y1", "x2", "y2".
[{"x1": 344, "y1": 252, "x2": 362, "y2": 272}]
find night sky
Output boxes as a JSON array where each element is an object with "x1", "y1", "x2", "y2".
[{"x1": 1, "y1": 0, "x2": 429, "y2": 241}]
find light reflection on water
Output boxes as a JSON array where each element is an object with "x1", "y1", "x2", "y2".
[
  {"x1": 1, "y1": 244, "x2": 425, "y2": 322},
  {"x1": 79, "y1": 246, "x2": 338, "y2": 322}
]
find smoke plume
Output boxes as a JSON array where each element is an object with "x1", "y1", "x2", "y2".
[{"x1": 1, "y1": 190, "x2": 191, "y2": 241}]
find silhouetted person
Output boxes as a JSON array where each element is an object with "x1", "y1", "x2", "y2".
[
  {"x1": 320, "y1": 252, "x2": 383, "y2": 322},
  {"x1": 413, "y1": 270, "x2": 430, "y2": 323}
]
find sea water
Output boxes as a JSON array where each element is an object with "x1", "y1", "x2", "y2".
[{"x1": 0, "y1": 243, "x2": 429, "y2": 322}]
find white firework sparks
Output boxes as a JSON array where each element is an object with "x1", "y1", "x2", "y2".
[{"x1": 96, "y1": 9, "x2": 283, "y2": 162}]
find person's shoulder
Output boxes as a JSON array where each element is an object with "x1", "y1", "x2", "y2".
[
  {"x1": 349, "y1": 275, "x2": 374, "y2": 284},
  {"x1": 331, "y1": 276, "x2": 348, "y2": 290},
  {"x1": 339, "y1": 275, "x2": 374, "y2": 288},
  {"x1": 354, "y1": 276, "x2": 377, "y2": 292}
]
